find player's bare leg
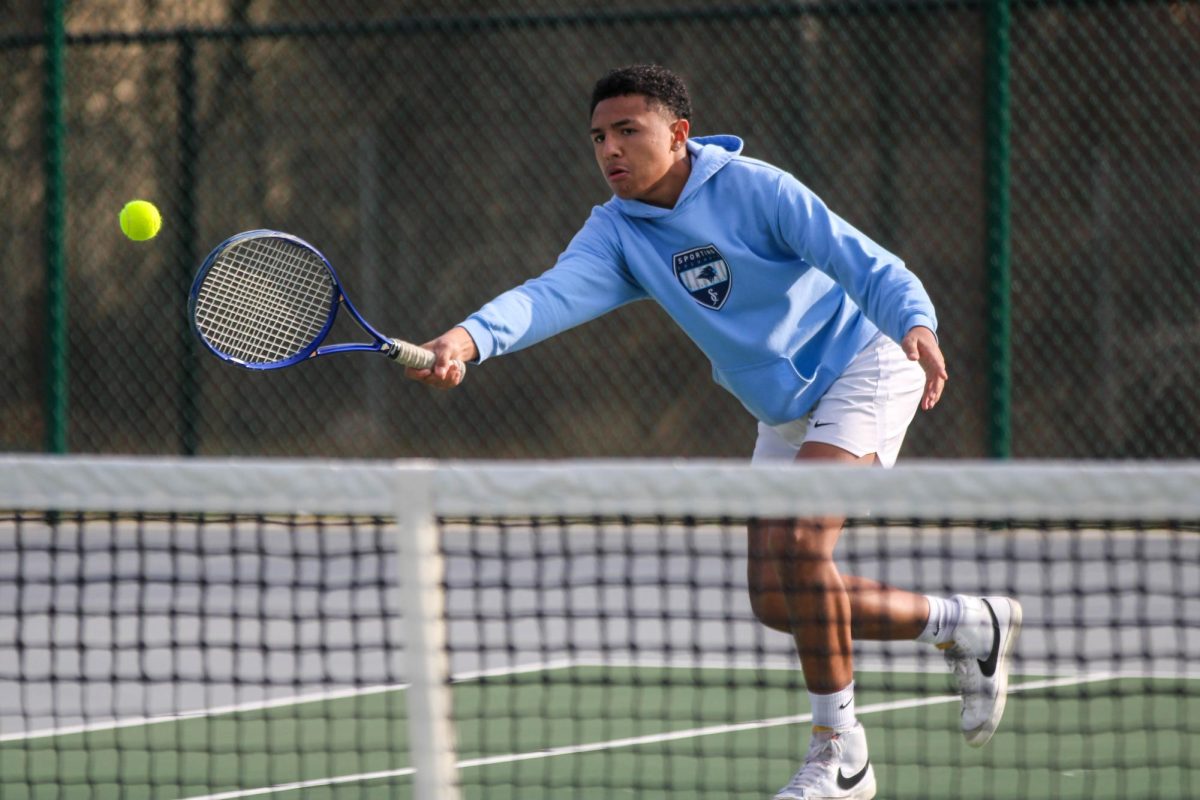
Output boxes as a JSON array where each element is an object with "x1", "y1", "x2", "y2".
[
  {"x1": 749, "y1": 543, "x2": 931, "y2": 642},
  {"x1": 748, "y1": 440, "x2": 1022, "y2": 797},
  {"x1": 756, "y1": 442, "x2": 878, "y2": 798},
  {"x1": 750, "y1": 442, "x2": 875, "y2": 690},
  {"x1": 762, "y1": 511, "x2": 855, "y2": 692}
]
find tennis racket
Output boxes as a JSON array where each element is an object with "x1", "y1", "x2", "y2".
[{"x1": 189, "y1": 229, "x2": 455, "y2": 374}]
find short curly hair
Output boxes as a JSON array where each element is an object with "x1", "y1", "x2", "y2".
[{"x1": 589, "y1": 64, "x2": 692, "y2": 120}]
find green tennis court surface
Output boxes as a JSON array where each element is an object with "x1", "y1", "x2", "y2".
[{"x1": 3, "y1": 664, "x2": 1196, "y2": 799}]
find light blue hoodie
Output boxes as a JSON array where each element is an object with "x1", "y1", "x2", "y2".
[{"x1": 460, "y1": 135, "x2": 937, "y2": 425}]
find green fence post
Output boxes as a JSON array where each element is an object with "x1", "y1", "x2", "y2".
[
  {"x1": 42, "y1": 0, "x2": 68, "y2": 454},
  {"x1": 176, "y1": 35, "x2": 200, "y2": 455},
  {"x1": 984, "y1": 0, "x2": 1012, "y2": 459}
]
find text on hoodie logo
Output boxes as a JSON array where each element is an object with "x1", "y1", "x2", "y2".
[{"x1": 673, "y1": 245, "x2": 731, "y2": 310}]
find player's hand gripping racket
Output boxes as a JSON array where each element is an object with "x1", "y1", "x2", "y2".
[{"x1": 189, "y1": 229, "x2": 459, "y2": 376}]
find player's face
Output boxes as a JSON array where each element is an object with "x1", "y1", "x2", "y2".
[{"x1": 590, "y1": 95, "x2": 688, "y2": 206}]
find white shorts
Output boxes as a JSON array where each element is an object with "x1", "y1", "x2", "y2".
[{"x1": 751, "y1": 332, "x2": 925, "y2": 468}]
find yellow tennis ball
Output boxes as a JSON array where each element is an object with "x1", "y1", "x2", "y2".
[{"x1": 119, "y1": 199, "x2": 162, "y2": 241}]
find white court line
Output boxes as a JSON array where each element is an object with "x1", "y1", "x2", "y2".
[
  {"x1": 6, "y1": 650, "x2": 1187, "y2": 746},
  {"x1": 0, "y1": 661, "x2": 576, "y2": 745},
  {"x1": 174, "y1": 671, "x2": 1120, "y2": 800},
  {"x1": 0, "y1": 683, "x2": 408, "y2": 745},
  {"x1": 6, "y1": 655, "x2": 1183, "y2": 746}
]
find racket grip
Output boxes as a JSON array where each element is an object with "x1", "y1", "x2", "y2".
[{"x1": 385, "y1": 339, "x2": 436, "y2": 370}]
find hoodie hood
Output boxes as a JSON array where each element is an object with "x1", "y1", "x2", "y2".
[{"x1": 610, "y1": 134, "x2": 744, "y2": 219}]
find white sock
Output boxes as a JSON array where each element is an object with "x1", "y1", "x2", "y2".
[
  {"x1": 916, "y1": 594, "x2": 963, "y2": 646},
  {"x1": 810, "y1": 681, "x2": 856, "y2": 731}
]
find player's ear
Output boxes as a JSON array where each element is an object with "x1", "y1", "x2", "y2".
[{"x1": 670, "y1": 117, "x2": 690, "y2": 151}]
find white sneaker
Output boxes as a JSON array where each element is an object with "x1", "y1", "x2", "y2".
[
  {"x1": 773, "y1": 723, "x2": 876, "y2": 800},
  {"x1": 942, "y1": 595, "x2": 1023, "y2": 747}
]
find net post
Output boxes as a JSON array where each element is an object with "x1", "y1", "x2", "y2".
[{"x1": 393, "y1": 463, "x2": 461, "y2": 799}]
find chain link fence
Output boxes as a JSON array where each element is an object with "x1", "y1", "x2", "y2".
[{"x1": 2, "y1": 1, "x2": 1197, "y2": 459}]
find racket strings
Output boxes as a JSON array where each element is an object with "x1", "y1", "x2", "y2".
[{"x1": 194, "y1": 238, "x2": 337, "y2": 364}]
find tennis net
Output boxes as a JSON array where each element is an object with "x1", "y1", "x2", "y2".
[{"x1": 1, "y1": 456, "x2": 1197, "y2": 799}]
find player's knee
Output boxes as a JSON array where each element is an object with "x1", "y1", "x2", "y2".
[
  {"x1": 746, "y1": 567, "x2": 790, "y2": 632},
  {"x1": 750, "y1": 599, "x2": 790, "y2": 633}
]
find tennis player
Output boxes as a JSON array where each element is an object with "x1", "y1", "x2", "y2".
[{"x1": 408, "y1": 64, "x2": 1021, "y2": 800}]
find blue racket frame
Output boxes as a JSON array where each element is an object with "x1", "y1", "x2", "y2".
[{"x1": 189, "y1": 229, "x2": 396, "y2": 370}]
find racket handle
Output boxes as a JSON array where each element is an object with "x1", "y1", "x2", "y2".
[{"x1": 385, "y1": 339, "x2": 436, "y2": 369}]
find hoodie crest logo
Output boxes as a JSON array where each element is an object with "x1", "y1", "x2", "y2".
[{"x1": 673, "y1": 245, "x2": 731, "y2": 310}]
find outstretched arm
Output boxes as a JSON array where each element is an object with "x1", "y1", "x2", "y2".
[{"x1": 405, "y1": 209, "x2": 644, "y2": 392}]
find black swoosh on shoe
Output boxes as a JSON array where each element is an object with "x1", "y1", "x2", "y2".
[
  {"x1": 837, "y1": 760, "x2": 870, "y2": 791},
  {"x1": 977, "y1": 599, "x2": 1001, "y2": 678}
]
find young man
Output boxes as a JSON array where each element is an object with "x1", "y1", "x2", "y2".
[{"x1": 407, "y1": 64, "x2": 1021, "y2": 800}]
